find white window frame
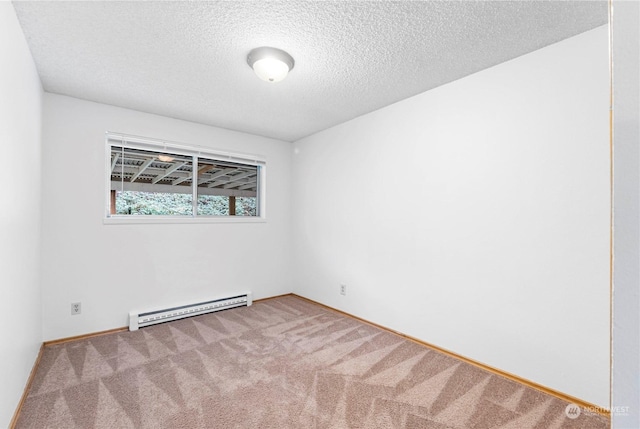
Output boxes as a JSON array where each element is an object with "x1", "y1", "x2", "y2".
[{"x1": 104, "y1": 132, "x2": 266, "y2": 224}]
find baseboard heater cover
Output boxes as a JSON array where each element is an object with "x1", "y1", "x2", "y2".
[{"x1": 129, "y1": 291, "x2": 252, "y2": 331}]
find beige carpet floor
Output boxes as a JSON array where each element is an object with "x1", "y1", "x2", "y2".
[{"x1": 16, "y1": 295, "x2": 609, "y2": 428}]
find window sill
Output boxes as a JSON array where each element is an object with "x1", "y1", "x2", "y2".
[{"x1": 104, "y1": 215, "x2": 266, "y2": 225}]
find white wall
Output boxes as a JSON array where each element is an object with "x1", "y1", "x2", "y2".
[
  {"x1": 612, "y1": 0, "x2": 640, "y2": 427},
  {"x1": 292, "y1": 26, "x2": 610, "y2": 407},
  {"x1": 41, "y1": 94, "x2": 292, "y2": 341},
  {"x1": 0, "y1": 3, "x2": 43, "y2": 426}
]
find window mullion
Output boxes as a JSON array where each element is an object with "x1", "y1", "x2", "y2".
[{"x1": 192, "y1": 155, "x2": 198, "y2": 217}]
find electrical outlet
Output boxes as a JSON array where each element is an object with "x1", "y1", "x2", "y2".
[
  {"x1": 71, "y1": 302, "x2": 81, "y2": 315},
  {"x1": 340, "y1": 284, "x2": 347, "y2": 296}
]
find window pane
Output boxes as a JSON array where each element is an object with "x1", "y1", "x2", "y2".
[
  {"x1": 110, "y1": 146, "x2": 194, "y2": 216},
  {"x1": 196, "y1": 158, "x2": 259, "y2": 216},
  {"x1": 107, "y1": 137, "x2": 263, "y2": 220}
]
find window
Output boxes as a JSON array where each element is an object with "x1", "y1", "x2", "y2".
[{"x1": 106, "y1": 133, "x2": 265, "y2": 222}]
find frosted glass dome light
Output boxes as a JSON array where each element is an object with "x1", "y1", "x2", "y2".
[
  {"x1": 247, "y1": 47, "x2": 295, "y2": 83},
  {"x1": 252, "y1": 57, "x2": 290, "y2": 82}
]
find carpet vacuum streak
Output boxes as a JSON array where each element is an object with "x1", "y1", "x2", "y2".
[{"x1": 16, "y1": 296, "x2": 609, "y2": 428}]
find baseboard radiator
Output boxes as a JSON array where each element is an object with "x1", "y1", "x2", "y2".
[{"x1": 129, "y1": 292, "x2": 252, "y2": 331}]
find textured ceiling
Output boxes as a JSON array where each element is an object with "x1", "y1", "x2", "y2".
[{"x1": 13, "y1": 1, "x2": 607, "y2": 142}]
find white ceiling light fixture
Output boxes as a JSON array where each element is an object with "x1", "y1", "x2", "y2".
[{"x1": 247, "y1": 47, "x2": 295, "y2": 83}]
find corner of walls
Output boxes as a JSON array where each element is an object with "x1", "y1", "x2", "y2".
[{"x1": 0, "y1": 2, "x2": 44, "y2": 427}]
